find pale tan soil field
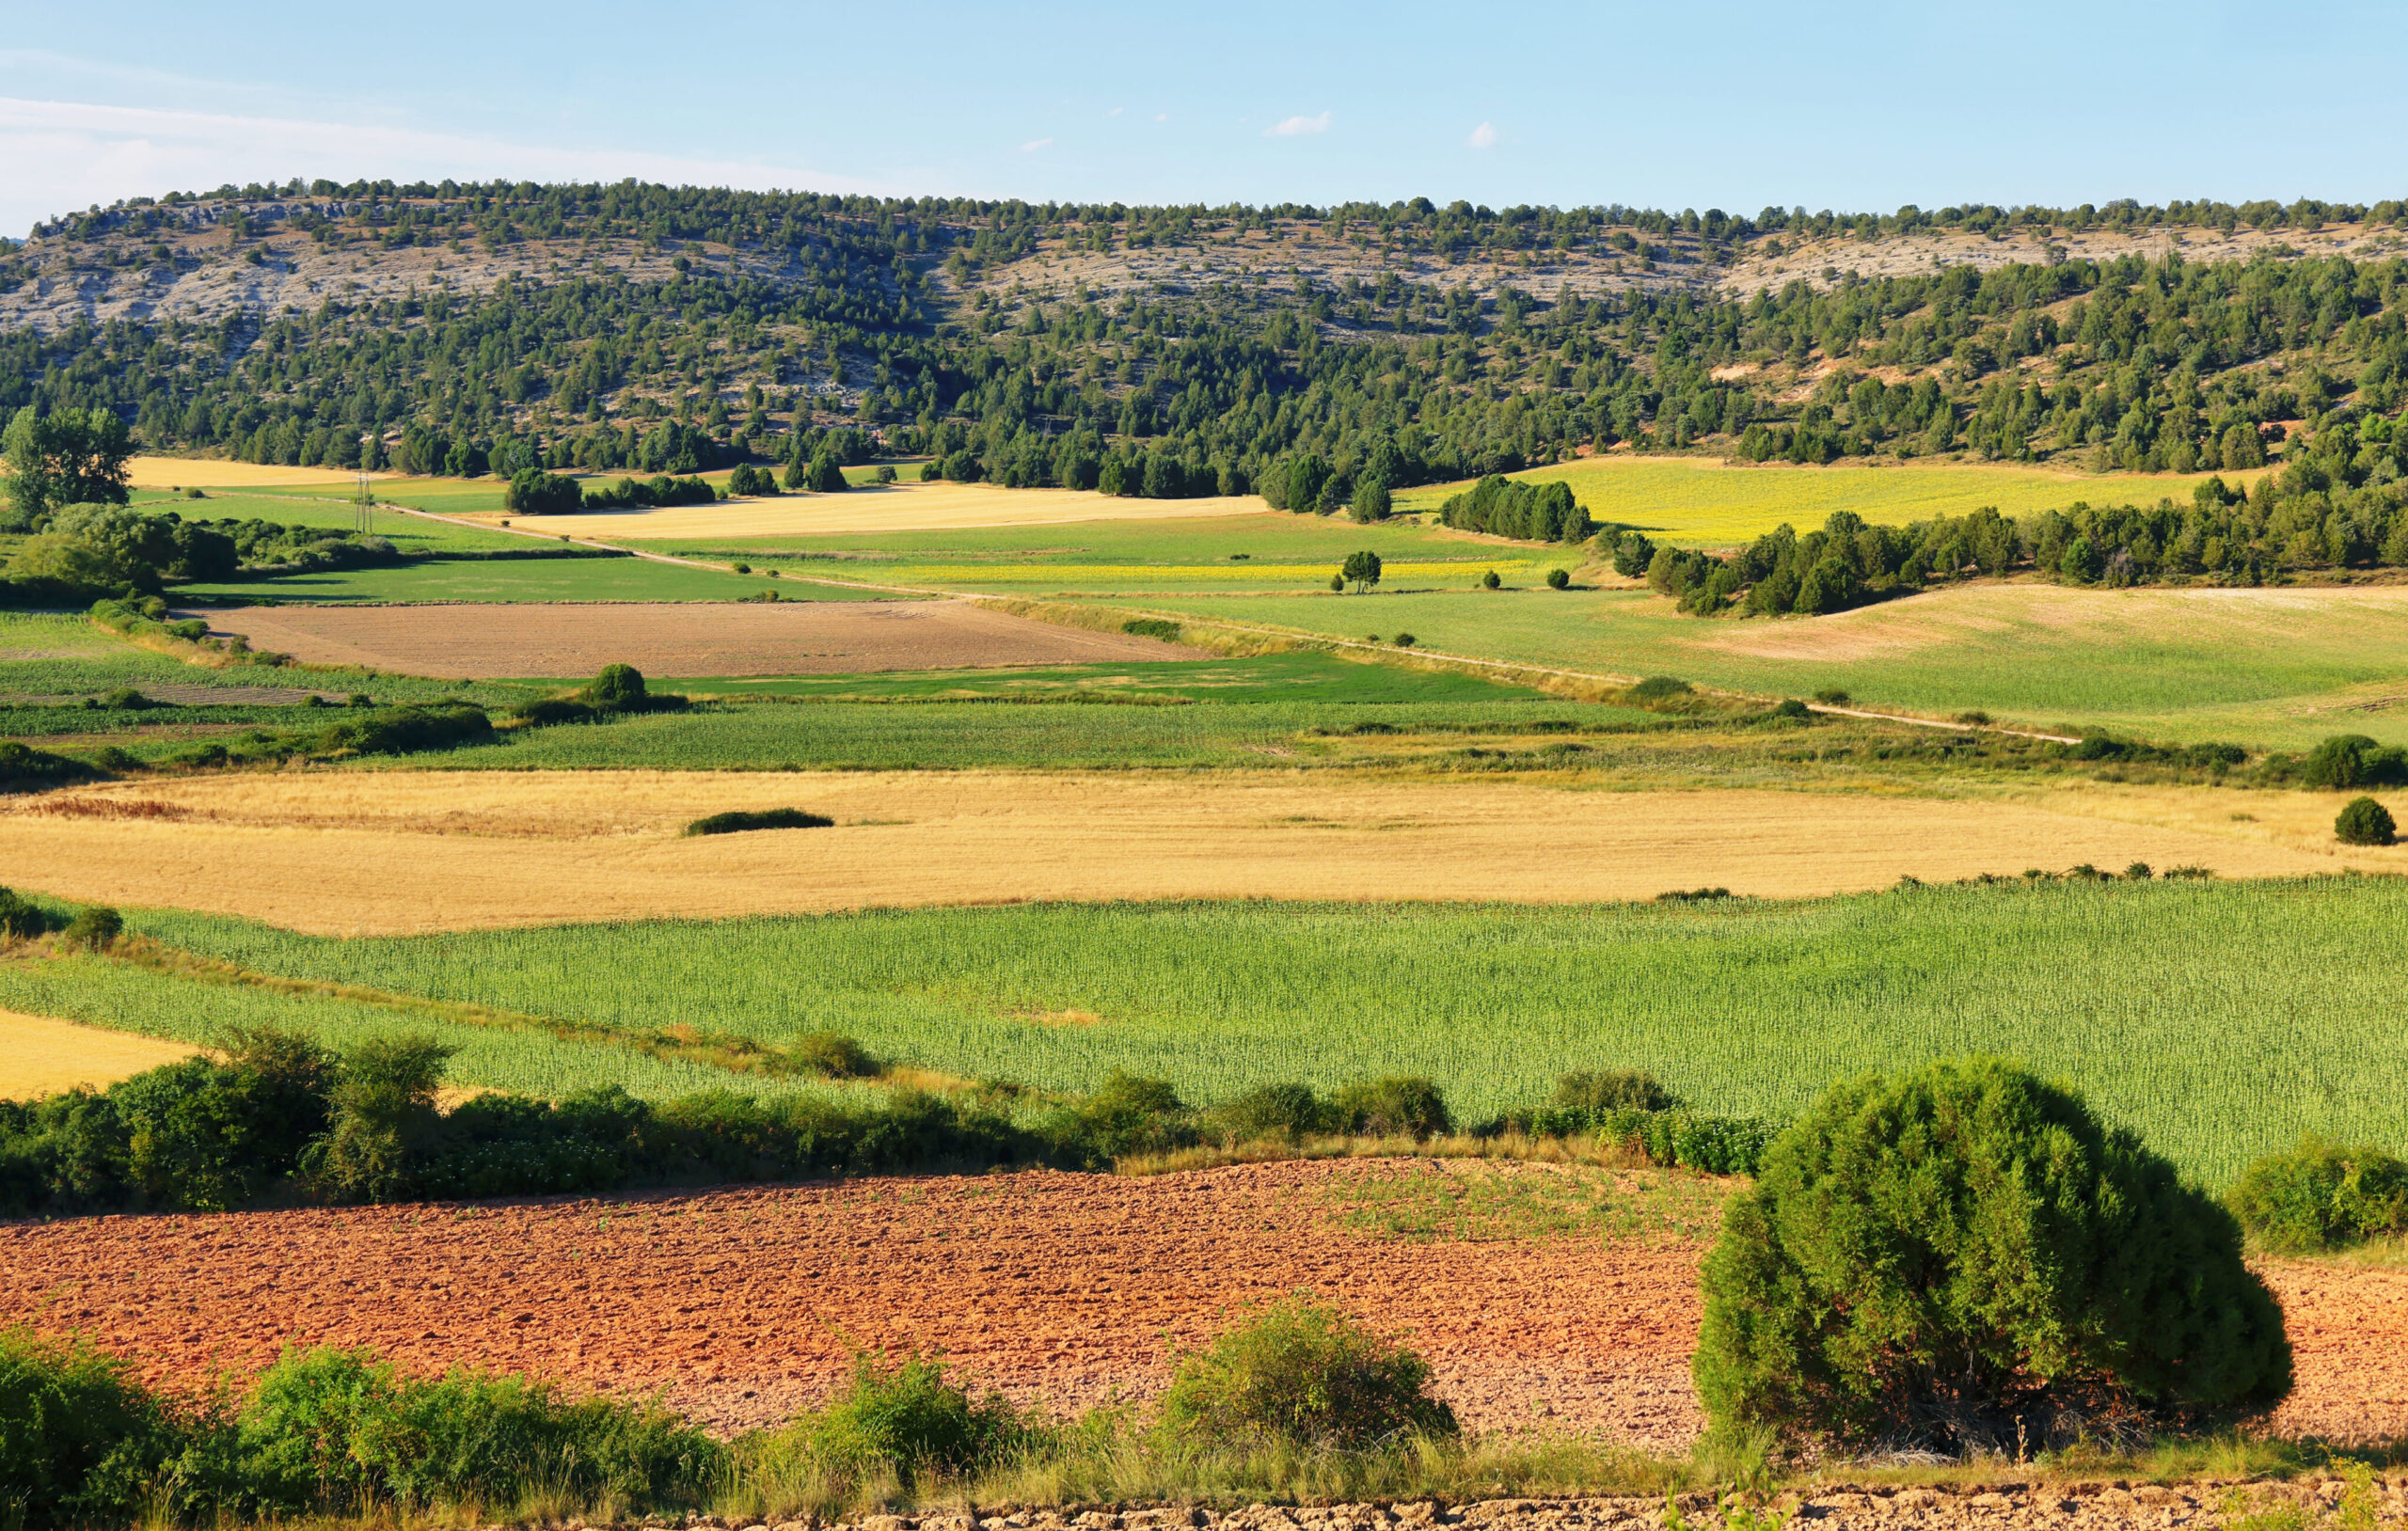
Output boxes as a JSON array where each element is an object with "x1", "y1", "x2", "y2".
[
  {"x1": 190, "y1": 600, "x2": 1194, "y2": 679},
  {"x1": 471, "y1": 481, "x2": 1273, "y2": 540},
  {"x1": 0, "y1": 1009, "x2": 201, "y2": 1098},
  {"x1": 2, "y1": 1160, "x2": 2400, "y2": 1450},
  {"x1": 125, "y1": 455, "x2": 381, "y2": 490},
  {"x1": 0, "y1": 771, "x2": 2385, "y2": 936}
]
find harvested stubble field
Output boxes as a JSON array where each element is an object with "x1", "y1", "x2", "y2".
[
  {"x1": 0, "y1": 1160, "x2": 2400, "y2": 1449},
  {"x1": 124, "y1": 456, "x2": 384, "y2": 491},
  {"x1": 189, "y1": 600, "x2": 1190, "y2": 680},
  {"x1": 0, "y1": 770, "x2": 2373, "y2": 935},
  {"x1": 470, "y1": 481, "x2": 1272, "y2": 541},
  {"x1": 0, "y1": 1008, "x2": 199, "y2": 1097}
]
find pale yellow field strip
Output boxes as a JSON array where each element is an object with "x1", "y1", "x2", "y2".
[
  {"x1": 470, "y1": 481, "x2": 1275, "y2": 540},
  {"x1": 127, "y1": 455, "x2": 386, "y2": 490},
  {"x1": 0, "y1": 772, "x2": 2391, "y2": 936},
  {"x1": 0, "y1": 1009, "x2": 201, "y2": 1099}
]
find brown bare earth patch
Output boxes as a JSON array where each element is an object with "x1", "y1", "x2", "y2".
[
  {"x1": 188, "y1": 600, "x2": 1194, "y2": 680},
  {"x1": 2, "y1": 1161, "x2": 2400, "y2": 1449},
  {"x1": 0, "y1": 771, "x2": 2375, "y2": 935}
]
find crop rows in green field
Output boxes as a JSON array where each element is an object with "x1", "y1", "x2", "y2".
[
  {"x1": 117, "y1": 878, "x2": 2408, "y2": 1183},
  {"x1": 0, "y1": 613, "x2": 534, "y2": 718},
  {"x1": 0, "y1": 953, "x2": 840, "y2": 1102},
  {"x1": 385, "y1": 695, "x2": 1598, "y2": 771},
  {"x1": 129, "y1": 491, "x2": 531, "y2": 552},
  {"x1": 660, "y1": 650, "x2": 1557, "y2": 704}
]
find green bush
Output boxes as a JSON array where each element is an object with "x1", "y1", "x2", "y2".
[
  {"x1": 2303, "y1": 734, "x2": 2408, "y2": 790},
  {"x1": 1693, "y1": 1058, "x2": 2291, "y2": 1451},
  {"x1": 58, "y1": 905, "x2": 122, "y2": 950},
  {"x1": 685, "y1": 808, "x2": 835, "y2": 836},
  {"x1": 1626, "y1": 675, "x2": 1692, "y2": 705},
  {"x1": 2336, "y1": 796, "x2": 2397, "y2": 846},
  {"x1": 792, "y1": 1031, "x2": 879, "y2": 1079},
  {"x1": 1158, "y1": 1295, "x2": 1456, "y2": 1448},
  {"x1": 1204, "y1": 1081, "x2": 1335, "y2": 1142},
  {"x1": 585, "y1": 662, "x2": 648, "y2": 708},
  {"x1": 0, "y1": 884, "x2": 53, "y2": 939},
  {"x1": 1552, "y1": 1068, "x2": 1677, "y2": 1114},
  {"x1": 0, "y1": 740, "x2": 96, "y2": 794},
  {"x1": 304, "y1": 1035, "x2": 453, "y2": 1204},
  {"x1": 1041, "y1": 1072, "x2": 1196, "y2": 1164},
  {"x1": 1120, "y1": 617, "x2": 1181, "y2": 640},
  {"x1": 1328, "y1": 1076, "x2": 1450, "y2": 1138},
  {"x1": 1546, "y1": 567, "x2": 1571, "y2": 589},
  {"x1": 785, "y1": 1350, "x2": 1036, "y2": 1485},
  {"x1": 232, "y1": 1345, "x2": 721, "y2": 1516},
  {"x1": 0, "y1": 1327, "x2": 182, "y2": 1526},
  {"x1": 2227, "y1": 1136, "x2": 2408, "y2": 1253},
  {"x1": 1481, "y1": 568, "x2": 1501, "y2": 589}
]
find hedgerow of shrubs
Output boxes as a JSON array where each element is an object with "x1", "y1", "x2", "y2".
[
  {"x1": 685, "y1": 807, "x2": 834, "y2": 836},
  {"x1": 1693, "y1": 1058, "x2": 2291, "y2": 1452},
  {"x1": 0, "y1": 1327, "x2": 722, "y2": 1527},
  {"x1": 164, "y1": 701, "x2": 493, "y2": 768},
  {"x1": 2227, "y1": 1136, "x2": 2408, "y2": 1253}
]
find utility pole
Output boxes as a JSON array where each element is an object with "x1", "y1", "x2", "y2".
[{"x1": 356, "y1": 434, "x2": 375, "y2": 535}]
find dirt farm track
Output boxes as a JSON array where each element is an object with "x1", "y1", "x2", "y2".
[{"x1": 2, "y1": 1160, "x2": 2401, "y2": 1447}]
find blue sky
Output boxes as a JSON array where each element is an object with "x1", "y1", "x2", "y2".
[{"x1": 6, "y1": 1, "x2": 2407, "y2": 239}]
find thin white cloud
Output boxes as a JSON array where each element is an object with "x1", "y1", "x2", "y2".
[
  {"x1": 1467, "y1": 120, "x2": 1498, "y2": 150},
  {"x1": 1265, "y1": 110, "x2": 1332, "y2": 137},
  {"x1": 1153, "y1": 113, "x2": 1169, "y2": 123},
  {"x1": 1106, "y1": 106, "x2": 1123, "y2": 118},
  {"x1": 1019, "y1": 136, "x2": 1054, "y2": 153},
  {"x1": 0, "y1": 96, "x2": 905, "y2": 240}
]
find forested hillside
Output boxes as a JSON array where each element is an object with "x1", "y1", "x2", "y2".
[{"x1": 7, "y1": 179, "x2": 2408, "y2": 521}]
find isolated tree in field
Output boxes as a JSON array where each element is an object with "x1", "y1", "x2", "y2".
[
  {"x1": 2336, "y1": 796, "x2": 2397, "y2": 845},
  {"x1": 807, "y1": 450, "x2": 848, "y2": 493},
  {"x1": 1340, "y1": 550, "x2": 1382, "y2": 592},
  {"x1": 3, "y1": 406, "x2": 133, "y2": 526},
  {"x1": 1694, "y1": 1057, "x2": 2290, "y2": 1452}
]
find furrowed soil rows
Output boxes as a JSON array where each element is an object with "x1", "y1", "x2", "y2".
[
  {"x1": 0, "y1": 771, "x2": 2376, "y2": 934},
  {"x1": 190, "y1": 601, "x2": 1195, "y2": 679},
  {"x1": 0, "y1": 1160, "x2": 2398, "y2": 1446}
]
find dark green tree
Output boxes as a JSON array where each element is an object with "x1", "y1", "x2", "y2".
[
  {"x1": 1340, "y1": 549, "x2": 1382, "y2": 592},
  {"x1": 3, "y1": 407, "x2": 134, "y2": 526}
]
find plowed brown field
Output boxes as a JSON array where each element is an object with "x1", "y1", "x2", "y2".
[
  {"x1": 2, "y1": 1160, "x2": 2400, "y2": 1446},
  {"x1": 191, "y1": 600, "x2": 1193, "y2": 679}
]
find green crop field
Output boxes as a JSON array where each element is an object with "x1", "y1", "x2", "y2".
[
  {"x1": 1088, "y1": 583, "x2": 2408, "y2": 750},
  {"x1": 661, "y1": 650, "x2": 1560, "y2": 704},
  {"x1": 174, "y1": 553, "x2": 882, "y2": 604},
  {"x1": 0, "y1": 951, "x2": 837, "y2": 1103},
  {"x1": 1390, "y1": 456, "x2": 2268, "y2": 546},
  {"x1": 128, "y1": 491, "x2": 531, "y2": 552},
  {"x1": 83, "y1": 876, "x2": 2408, "y2": 1184},
  {"x1": 390, "y1": 693, "x2": 1598, "y2": 771}
]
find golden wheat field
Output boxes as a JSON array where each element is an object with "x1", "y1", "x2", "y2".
[
  {"x1": 472, "y1": 481, "x2": 1274, "y2": 540},
  {"x1": 0, "y1": 771, "x2": 2385, "y2": 935},
  {"x1": 125, "y1": 456, "x2": 384, "y2": 491},
  {"x1": 0, "y1": 1009, "x2": 201, "y2": 1098}
]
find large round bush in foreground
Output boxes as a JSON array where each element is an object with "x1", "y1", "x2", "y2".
[
  {"x1": 1693, "y1": 1058, "x2": 2290, "y2": 1450},
  {"x1": 1159, "y1": 1295, "x2": 1456, "y2": 1447}
]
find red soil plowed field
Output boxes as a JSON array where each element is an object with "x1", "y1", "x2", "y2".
[
  {"x1": 191, "y1": 600, "x2": 1193, "y2": 679},
  {"x1": 2, "y1": 1160, "x2": 2400, "y2": 1446}
]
